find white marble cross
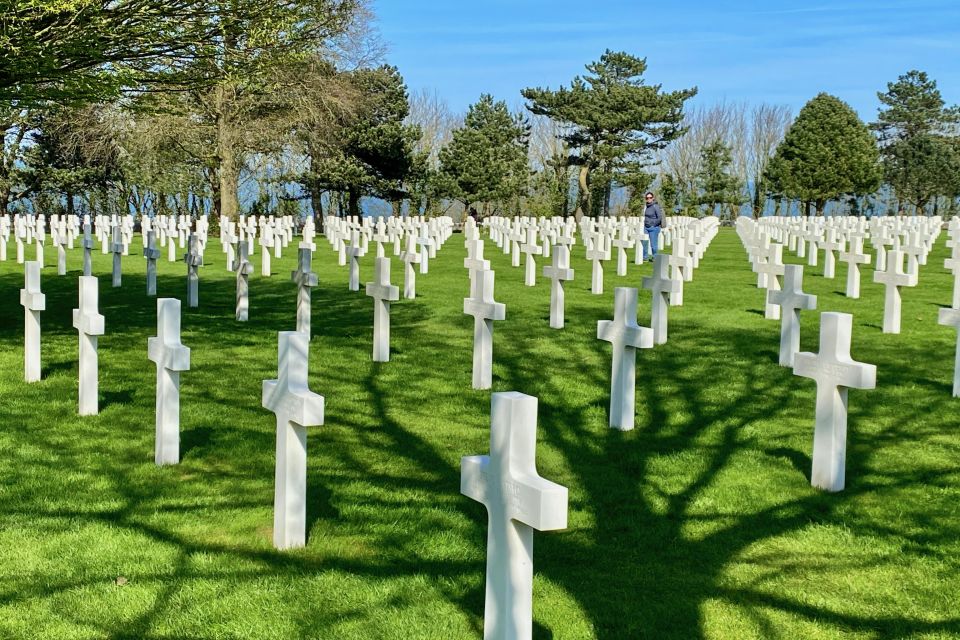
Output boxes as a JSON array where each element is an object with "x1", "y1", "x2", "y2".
[
  {"x1": 794, "y1": 312, "x2": 876, "y2": 492},
  {"x1": 939, "y1": 307, "x2": 960, "y2": 397},
  {"x1": 365, "y1": 257, "x2": 400, "y2": 362},
  {"x1": 417, "y1": 227, "x2": 434, "y2": 275},
  {"x1": 262, "y1": 331, "x2": 324, "y2": 550},
  {"x1": 20, "y1": 261, "x2": 46, "y2": 383},
  {"x1": 464, "y1": 269, "x2": 506, "y2": 390},
  {"x1": 873, "y1": 249, "x2": 916, "y2": 334},
  {"x1": 838, "y1": 236, "x2": 871, "y2": 299},
  {"x1": 460, "y1": 392, "x2": 568, "y2": 640},
  {"x1": 144, "y1": 231, "x2": 161, "y2": 297},
  {"x1": 260, "y1": 226, "x2": 275, "y2": 277},
  {"x1": 184, "y1": 234, "x2": 203, "y2": 308},
  {"x1": 347, "y1": 230, "x2": 367, "y2": 291},
  {"x1": 597, "y1": 287, "x2": 654, "y2": 431},
  {"x1": 148, "y1": 298, "x2": 191, "y2": 465},
  {"x1": 768, "y1": 264, "x2": 817, "y2": 367},
  {"x1": 820, "y1": 229, "x2": 843, "y2": 279},
  {"x1": 289, "y1": 247, "x2": 319, "y2": 338},
  {"x1": 520, "y1": 227, "x2": 542, "y2": 287},
  {"x1": 642, "y1": 254, "x2": 680, "y2": 345},
  {"x1": 753, "y1": 243, "x2": 785, "y2": 320},
  {"x1": 400, "y1": 234, "x2": 420, "y2": 299},
  {"x1": 465, "y1": 239, "x2": 491, "y2": 295},
  {"x1": 586, "y1": 238, "x2": 610, "y2": 295},
  {"x1": 111, "y1": 227, "x2": 124, "y2": 287},
  {"x1": 611, "y1": 227, "x2": 634, "y2": 277},
  {"x1": 81, "y1": 224, "x2": 95, "y2": 276},
  {"x1": 73, "y1": 275, "x2": 105, "y2": 416},
  {"x1": 235, "y1": 240, "x2": 254, "y2": 321},
  {"x1": 667, "y1": 238, "x2": 692, "y2": 307},
  {"x1": 543, "y1": 245, "x2": 574, "y2": 329},
  {"x1": 944, "y1": 244, "x2": 960, "y2": 309}
]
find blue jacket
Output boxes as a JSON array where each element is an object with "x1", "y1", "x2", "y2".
[{"x1": 644, "y1": 202, "x2": 664, "y2": 229}]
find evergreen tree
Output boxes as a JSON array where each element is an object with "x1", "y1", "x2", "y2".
[
  {"x1": 873, "y1": 70, "x2": 960, "y2": 212},
  {"x1": 438, "y1": 94, "x2": 529, "y2": 215},
  {"x1": 765, "y1": 93, "x2": 881, "y2": 215},
  {"x1": 695, "y1": 138, "x2": 743, "y2": 218},
  {"x1": 522, "y1": 50, "x2": 696, "y2": 217}
]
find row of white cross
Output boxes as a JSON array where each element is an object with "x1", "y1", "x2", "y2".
[{"x1": 736, "y1": 215, "x2": 960, "y2": 494}]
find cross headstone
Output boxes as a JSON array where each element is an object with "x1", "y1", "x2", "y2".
[
  {"x1": 939, "y1": 307, "x2": 960, "y2": 397},
  {"x1": 768, "y1": 264, "x2": 817, "y2": 367},
  {"x1": 235, "y1": 240, "x2": 254, "y2": 321},
  {"x1": 520, "y1": 227, "x2": 542, "y2": 287},
  {"x1": 262, "y1": 331, "x2": 324, "y2": 550},
  {"x1": 586, "y1": 238, "x2": 610, "y2": 295},
  {"x1": 642, "y1": 254, "x2": 680, "y2": 345},
  {"x1": 291, "y1": 247, "x2": 319, "y2": 338},
  {"x1": 873, "y1": 249, "x2": 916, "y2": 334},
  {"x1": 111, "y1": 227, "x2": 124, "y2": 287},
  {"x1": 464, "y1": 269, "x2": 506, "y2": 390},
  {"x1": 794, "y1": 312, "x2": 876, "y2": 492},
  {"x1": 148, "y1": 298, "x2": 191, "y2": 465},
  {"x1": 400, "y1": 234, "x2": 420, "y2": 299},
  {"x1": 667, "y1": 238, "x2": 692, "y2": 307},
  {"x1": 365, "y1": 257, "x2": 400, "y2": 362},
  {"x1": 20, "y1": 261, "x2": 46, "y2": 383},
  {"x1": 839, "y1": 236, "x2": 871, "y2": 299},
  {"x1": 144, "y1": 231, "x2": 161, "y2": 296},
  {"x1": 460, "y1": 392, "x2": 568, "y2": 640},
  {"x1": 347, "y1": 230, "x2": 367, "y2": 291},
  {"x1": 820, "y1": 229, "x2": 843, "y2": 279},
  {"x1": 184, "y1": 234, "x2": 203, "y2": 308},
  {"x1": 597, "y1": 287, "x2": 654, "y2": 431},
  {"x1": 611, "y1": 227, "x2": 634, "y2": 277},
  {"x1": 944, "y1": 244, "x2": 960, "y2": 310},
  {"x1": 260, "y1": 225, "x2": 275, "y2": 277},
  {"x1": 73, "y1": 275, "x2": 105, "y2": 416},
  {"x1": 465, "y1": 239, "x2": 491, "y2": 295},
  {"x1": 81, "y1": 223, "x2": 95, "y2": 276},
  {"x1": 542, "y1": 246, "x2": 574, "y2": 329},
  {"x1": 753, "y1": 243, "x2": 785, "y2": 320}
]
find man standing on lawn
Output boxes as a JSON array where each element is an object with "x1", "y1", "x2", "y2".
[{"x1": 643, "y1": 191, "x2": 664, "y2": 261}]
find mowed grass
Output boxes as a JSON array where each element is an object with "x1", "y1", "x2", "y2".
[{"x1": 0, "y1": 224, "x2": 958, "y2": 640}]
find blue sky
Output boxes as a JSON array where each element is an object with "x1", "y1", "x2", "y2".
[{"x1": 373, "y1": 0, "x2": 960, "y2": 120}]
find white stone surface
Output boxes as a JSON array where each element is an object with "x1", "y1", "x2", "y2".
[
  {"x1": 148, "y1": 298, "x2": 190, "y2": 465},
  {"x1": 642, "y1": 254, "x2": 680, "y2": 345},
  {"x1": 464, "y1": 269, "x2": 506, "y2": 390},
  {"x1": 73, "y1": 275, "x2": 105, "y2": 416},
  {"x1": 597, "y1": 287, "x2": 654, "y2": 431},
  {"x1": 262, "y1": 331, "x2": 324, "y2": 550},
  {"x1": 144, "y1": 231, "x2": 160, "y2": 297},
  {"x1": 81, "y1": 224, "x2": 95, "y2": 276},
  {"x1": 184, "y1": 234, "x2": 202, "y2": 308},
  {"x1": 520, "y1": 227, "x2": 542, "y2": 287},
  {"x1": 768, "y1": 265, "x2": 817, "y2": 367},
  {"x1": 111, "y1": 227, "x2": 124, "y2": 287},
  {"x1": 542, "y1": 246, "x2": 574, "y2": 329},
  {"x1": 291, "y1": 248, "x2": 319, "y2": 338},
  {"x1": 347, "y1": 231, "x2": 367, "y2": 291},
  {"x1": 366, "y1": 257, "x2": 400, "y2": 362},
  {"x1": 400, "y1": 234, "x2": 420, "y2": 299},
  {"x1": 235, "y1": 241, "x2": 254, "y2": 321},
  {"x1": 839, "y1": 237, "x2": 871, "y2": 299},
  {"x1": 794, "y1": 312, "x2": 876, "y2": 492},
  {"x1": 873, "y1": 250, "x2": 916, "y2": 334},
  {"x1": 20, "y1": 261, "x2": 46, "y2": 382},
  {"x1": 460, "y1": 392, "x2": 568, "y2": 640},
  {"x1": 939, "y1": 307, "x2": 960, "y2": 397}
]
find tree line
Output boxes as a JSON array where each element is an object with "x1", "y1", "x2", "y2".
[{"x1": 2, "y1": 1, "x2": 958, "y2": 223}]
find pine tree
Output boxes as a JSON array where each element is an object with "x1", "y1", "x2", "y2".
[
  {"x1": 522, "y1": 51, "x2": 696, "y2": 218},
  {"x1": 438, "y1": 95, "x2": 529, "y2": 215},
  {"x1": 765, "y1": 93, "x2": 881, "y2": 215},
  {"x1": 873, "y1": 70, "x2": 960, "y2": 212},
  {"x1": 695, "y1": 138, "x2": 743, "y2": 218}
]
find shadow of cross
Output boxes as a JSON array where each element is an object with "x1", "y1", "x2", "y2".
[
  {"x1": 461, "y1": 392, "x2": 568, "y2": 640},
  {"x1": 262, "y1": 331, "x2": 324, "y2": 550},
  {"x1": 794, "y1": 312, "x2": 876, "y2": 493},
  {"x1": 597, "y1": 287, "x2": 653, "y2": 432}
]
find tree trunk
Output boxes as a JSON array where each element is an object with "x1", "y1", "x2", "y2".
[
  {"x1": 577, "y1": 164, "x2": 591, "y2": 219},
  {"x1": 215, "y1": 85, "x2": 240, "y2": 220},
  {"x1": 348, "y1": 189, "x2": 361, "y2": 219}
]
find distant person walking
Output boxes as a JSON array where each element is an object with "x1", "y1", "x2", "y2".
[{"x1": 643, "y1": 192, "x2": 664, "y2": 261}]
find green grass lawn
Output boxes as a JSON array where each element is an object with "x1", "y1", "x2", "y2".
[{"x1": 0, "y1": 226, "x2": 958, "y2": 639}]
